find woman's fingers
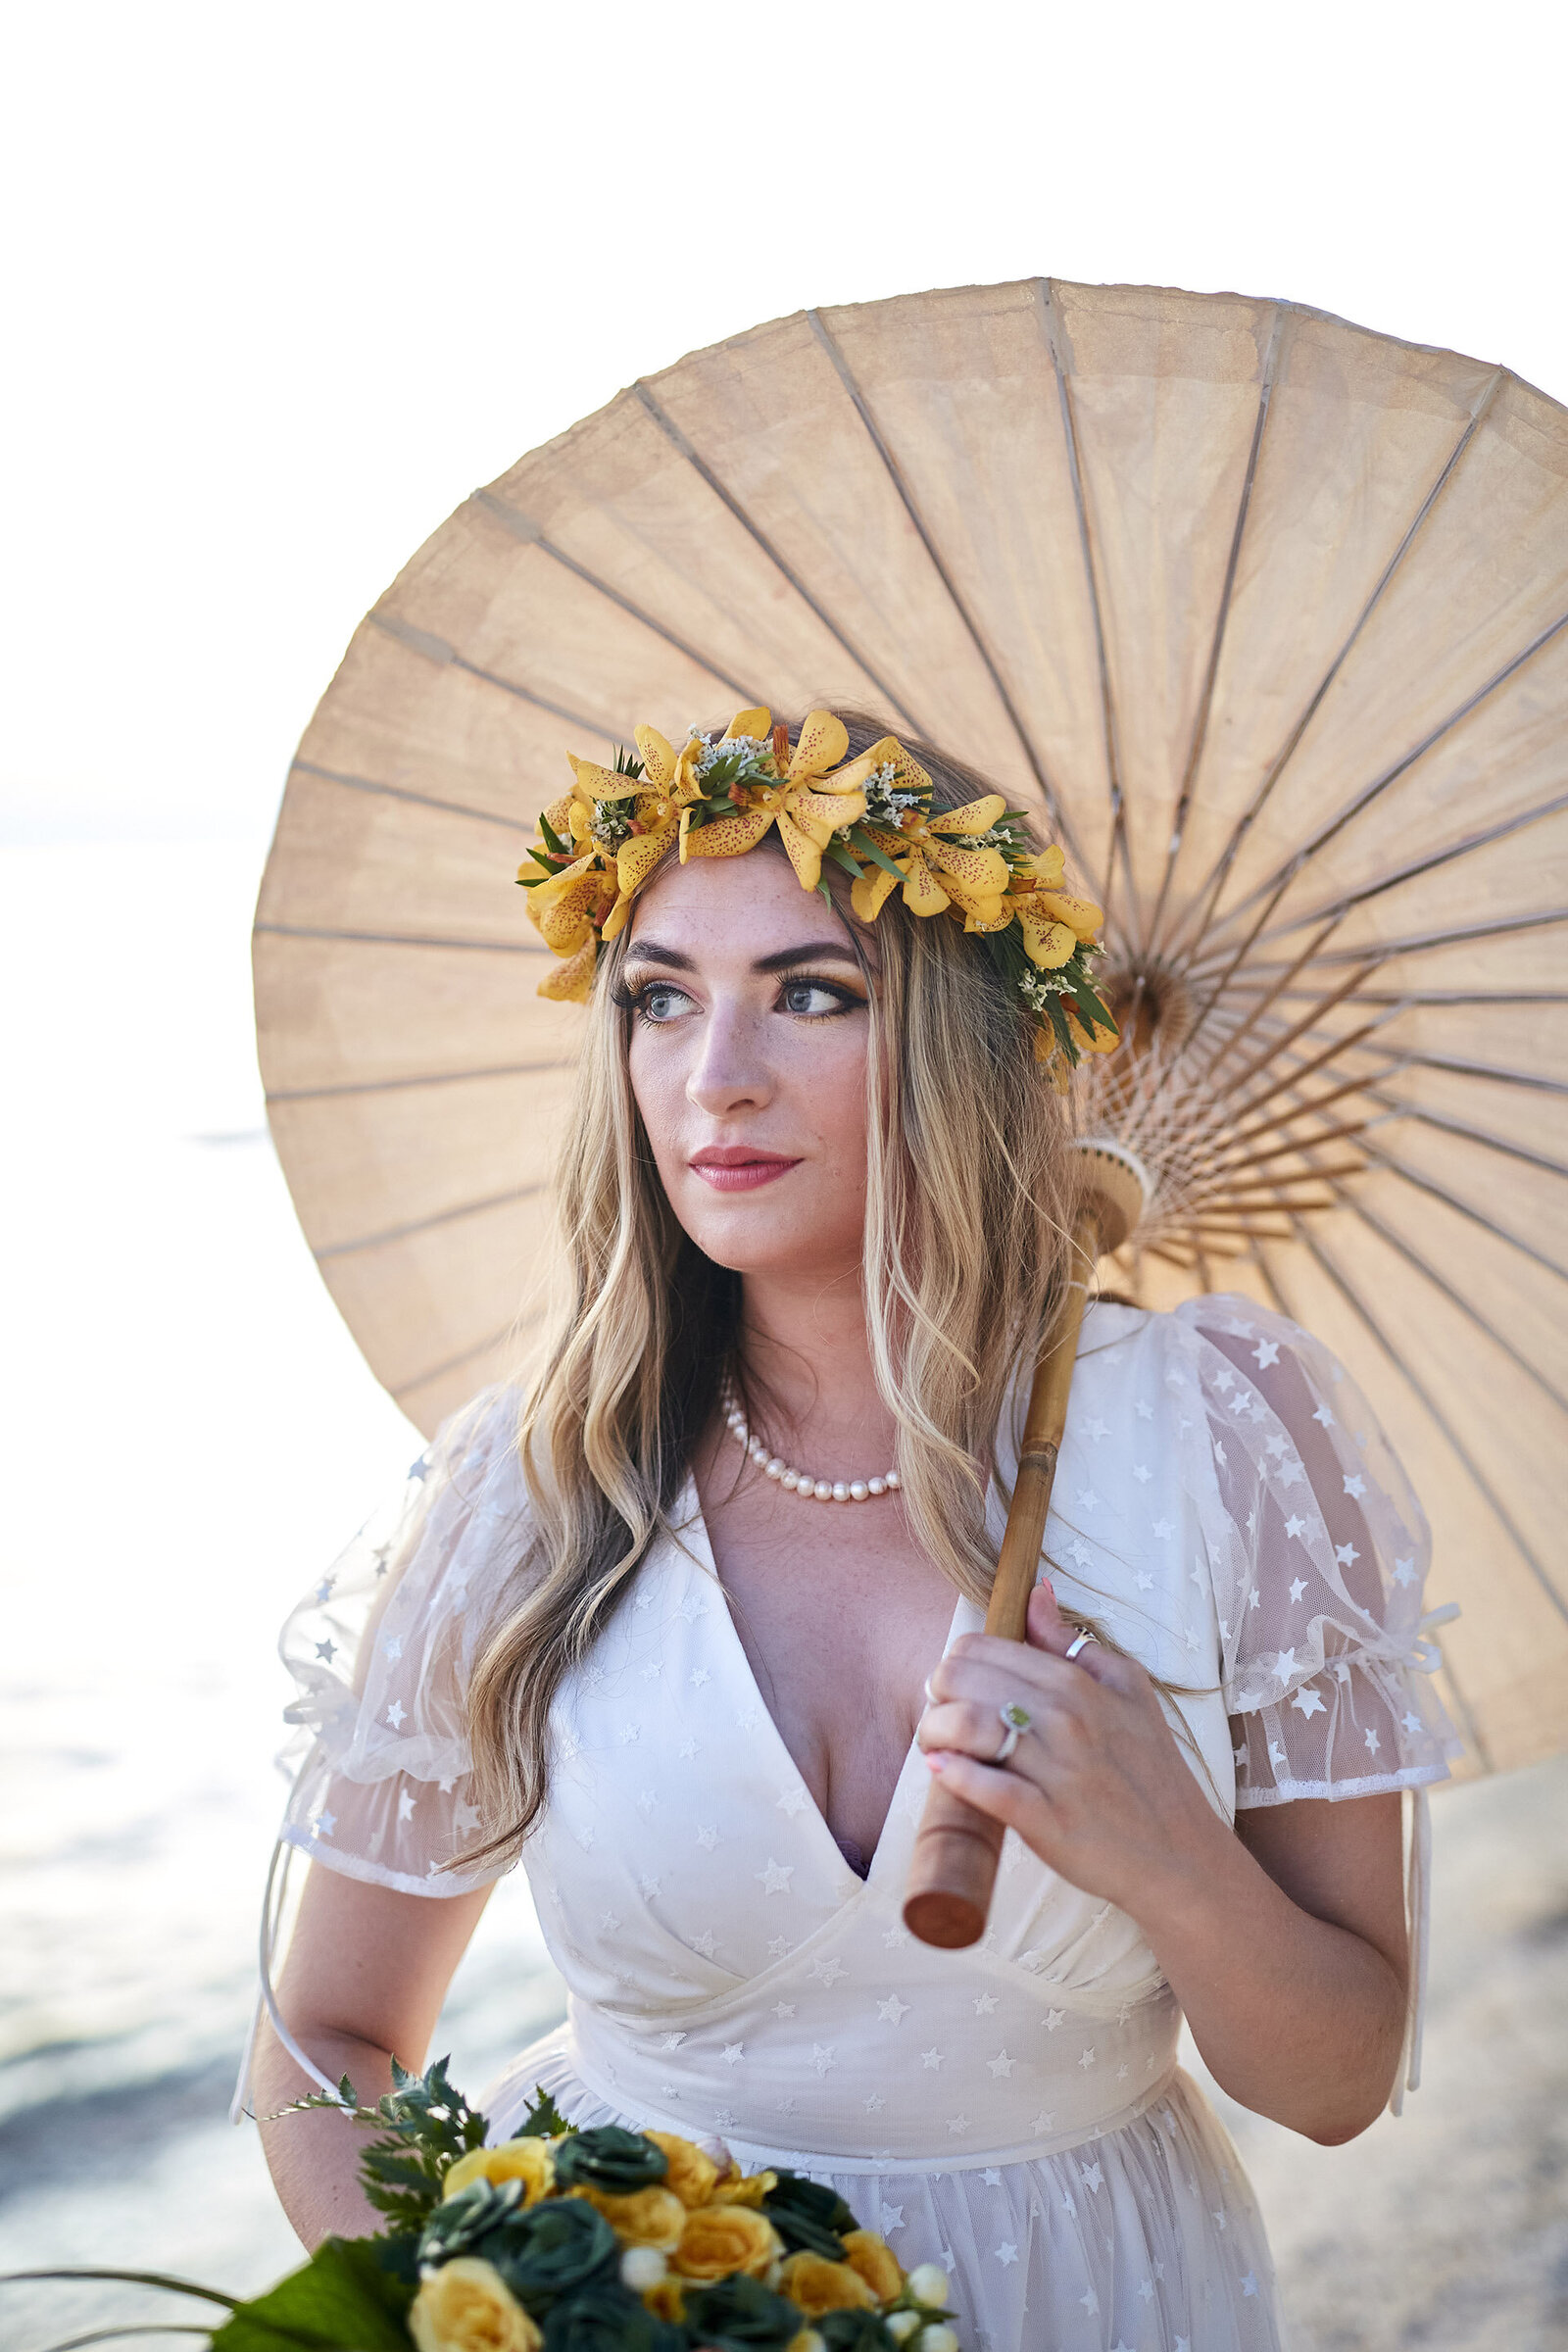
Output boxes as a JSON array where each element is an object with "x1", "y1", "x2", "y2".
[{"x1": 916, "y1": 1696, "x2": 1029, "y2": 1763}]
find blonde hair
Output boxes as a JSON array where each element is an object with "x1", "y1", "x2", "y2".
[{"x1": 465, "y1": 713, "x2": 1080, "y2": 1866}]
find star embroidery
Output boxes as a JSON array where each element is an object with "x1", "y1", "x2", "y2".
[
  {"x1": 921, "y1": 2047, "x2": 945, "y2": 2069},
  {"x1": 1044, "y1": 2009, "x2": 1064, "y2": 2032},
  {"x1": 947, "y1": 2114, "x2": 970, "y2": 2134},
  {"x1": 452, "y1": 1797, "x2": 480, "y2": 1838},
  {"x1": 635, "y1": 1788, "x2": 657, "y2": 1816},
  {"x1": 1075, "y1": 1488, "x2": 1102, "y2": 1513},
  {"x1": 864, "y1": 2090, "x2": 886, "y2": 2112},
  {"x1": 1243, "y1": 2273, "x2": 1259, "y2": 2295},
  {"x1": 1312, "y1": 1403, "x2": 1336, "y2": 1428},
  {"x1": 721, "y1": 2042, "x2": 744, "y2": 2066},
  {"x1": 1274, "y1": 1647, "x2": 1297, "y2": 1682},
  {"x1": 312, "y1": 1810, "x2": 336, "y2": 1838},
  {"x1": 995, "y1": 2241, "x2": 1018, "y2": 2266},
  {"x1": 811, "y1": 2044, "x2": 836, "y2": 2077},
  {"x1": 808, "y1": 1956, "x2": 848, "y2": 1986},
  {"x1": 639, "y1": 1873, "x2": 662, "y2": 1898},
  {"x1": 1152, "y1": 1517, "x2": 1175, "y2": 1541},
  {"x1": 1211, "y1": 1367, "x2": 1235, "y2": 1394},
  {"x1": 881, "y1": 2202, "x2": 905, "y2": 2230},
  {"x1": 1335, "y1": 1542, "x2": 1360, "y2": 1569},
  {"x1": 690, "y1": 1931, "x2": 716, "y2": 1958},
  {"x1": 1402, "y1": 1709, "x2": 1424, "y2": 1737},
  {"x1": 381, "y1": 1635, "x2": 403, "y2": 1663},
  {"x1": 677, "y1": 1738, "x2": 699, "y2": 1760},
  {"x1": 973, "y1": 1990, "x2": 1000, "y2": 2016},
  {"x1": 1268, "y1": 1740, "x2": 1288, "y2": 1769},
  {"x1": 1176, "y1": 2339, "x2": 1191, "y2": 2351},
  {"x1": 677, "y1": 1594, "x2": 710, "y2": 1624},
  {"x1": 1364, "y1": 1726, "x2": 1381, "y2": 1755},
  {"x1": 772, "y1": 2001, "x2": 796, "y2": 2020},
  {"x1": 1252, "y1": 1339, "x2": 1281, "y2": 1369},
  {"x1": 1277, "y1": 1459, "x2": 1305, "y2": 1487},
  {"x1": 385, "y1": 1700, "x2": 407, "y2": 1730},
  {"x1": 1133, "y1": 1463, "x2": 1152, "y2": 1484},
  {"x1": 314, "y1": 1639, "x2": 337, "y2": 1663},
  {"x1": 632, "y1": 1590, "x2": 653, "y2": 1611},
  {"x1": 1344, "y1": 1473, "x2": 1367, "y2": 1498},
  {"x1": 982, "y1": 2168, "x2": 1004, "y2": 2186},
  {"x1": 1135, "y1": 1399, "x2": 1153, "y2": 1420},
  {"x1": 1135, "y1": 1570, "x2": 1154, "y2": 1592},
  {"x1": 1138, "y1": 2278, "x2": 1155, "y2": 2302},
  {"x1": 1079, "y1": 2286, "x2": 1099, "y2": 2315},
  {"x1": 689, "y1": 1667, "x2": 710, "y2": 1689},
  {"x1": 1031, "y1": 2110, "x2": 1056, "y2": 2133},
  {"x1": 1394, "y1": 1555, "x2": 1417, "y2": 1587},
  {"x1": 600, "y1": 1910, "x2": 621, "y2": 1933},
  {"x1": 776, "y1": 1787, "x2": 808, "y2": 1817},
  {"x1": 767, "y1": 1936, "x2": 791, "y2": 1958},
  {"x1": 397, "y1": 1788, "x2": 416, "y2": 1823},
  {"x1": 616, "y1": 1722, "x2": 642, "y2": 1745},
  {"x1": 1289, "y1": 1576, "x2": 1307, "y2": 1602},
  {"x1": 1078, "y1": 2046, "x2": 1096, "y2": 2070},
  {"x1": 1284, "y1": 1516, "x2": 1307, "y2": 1542},
  {"x1": 1229, "y1": 1390, "x2": 1252, "y2": 1416},
  {"x1": 696, "y1": 1825, "x2": 718, "y2": 1850},
  {"x1": 314, "y1": 1577, "x2": 336, "y2": 1604},
  {"x1": 756, "y1": 1858, "x2": 794, "y2": 1895},
  {"x1": 1084, "y1": 1416, "x2": 1110, "y2": 1442},
  {"x1": 1080, "y1": 2159, "x2": 1103, "y2": 2191},
  {"x1": 1069, "y1": 1539, "x2": 1094, "y2": 1569},
  {"x1": 986, "y1": 2049, "x2": 1015, "y2": 2077},
  {"x1": 877, "y1": 1994, "x2": 911, "y2": 2025},
  {"x1": 1291, "y1": 1686, "x2": 1327, "y2": 1719}
]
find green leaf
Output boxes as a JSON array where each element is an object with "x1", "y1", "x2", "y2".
[
  {"x1": 207, "y1": 2237, "x2": 413, "y2": 2352},
  {"x1": 537, "y1": 812, "x2": 572, "y2": 861},
  {"x1": 844, "y1": 826, "x2": 906, "y2": 882},
  {"x1": 516, "y1": 2083, "x2": 571, "y2": 2138}
]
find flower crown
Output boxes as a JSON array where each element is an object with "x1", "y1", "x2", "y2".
[{"x1": 515, "y1": 707, "x2": 1119, "y2": 1078}]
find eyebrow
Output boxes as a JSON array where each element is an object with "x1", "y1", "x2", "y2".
[{"x1": 623, "y1": 941, "x2": 864, "y2": 975}]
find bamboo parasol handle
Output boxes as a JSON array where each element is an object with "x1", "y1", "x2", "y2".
[{"x1": 903, "y1": 1148, "x2": 1148, "y2": 1949}]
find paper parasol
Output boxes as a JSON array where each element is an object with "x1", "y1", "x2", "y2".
[{"x1": 254, "y1": 279, "x2": 1568, "y2": 1778}]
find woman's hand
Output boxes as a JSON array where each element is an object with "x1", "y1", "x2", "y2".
[
  {"x1": 918, "y1": 1578, "x2": 1411, "y2": 2144},
  {"x1": 916, "y1": 1580, "x2": 1230, "y2": 1925}
]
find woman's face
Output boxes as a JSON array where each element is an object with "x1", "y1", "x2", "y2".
[{"x1": 621, "y1": 849, "x2": 873, "y2": 1283}]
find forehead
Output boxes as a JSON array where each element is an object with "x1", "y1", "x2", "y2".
[{"x1": 624, "y1": 846, "x2": 856, "y2": 959}]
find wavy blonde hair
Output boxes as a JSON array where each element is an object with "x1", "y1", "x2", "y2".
[{"x1": 465, "y1": 713, "x2": 1082, "y2": 1866}]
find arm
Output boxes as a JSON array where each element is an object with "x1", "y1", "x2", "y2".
[
  {"x1": 253, "y1": 1862, "x2": 493, "y2": 2248},
  {"x1": 918, "y1": 1582, "x2": 1407, "y2": 2145}
]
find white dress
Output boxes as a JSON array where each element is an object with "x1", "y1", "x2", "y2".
[{"x1": 265, "y1": 1299, "x2": 1459, "y2": 2351}]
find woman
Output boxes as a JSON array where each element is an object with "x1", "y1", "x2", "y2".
[{"x1": 253, "y1": 711, "x2": 1457, "y2": 2349}]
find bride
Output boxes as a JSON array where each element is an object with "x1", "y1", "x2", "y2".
[{"x1": 252, "y1": 710, "x2": 1456, "y2": 2349}]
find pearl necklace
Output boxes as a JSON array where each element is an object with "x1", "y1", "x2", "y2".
[{"x1": 720, "y1": 1383, "x2": 901, "y2": 1504}]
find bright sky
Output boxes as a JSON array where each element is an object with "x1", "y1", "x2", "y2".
[{"x1": 4, "y1": 0, "x2": 1564, "y2": 846}]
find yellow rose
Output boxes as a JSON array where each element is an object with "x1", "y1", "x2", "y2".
[
  {"x1": 642, "y1": 2277, "x2": 687, "y2": 2325},
  {"x1": 409, "y1": 2258, "x2": 541, "y2": 2352},
  {"x1": 671, "y1": 2201, "x2": 784, "y2": 2281},
  {"x1": 443, "y1": 2138, "x2": 555, "y2": 2207},
  {"x1": 710, "y1": 2162, "x2": 777, "y2": 2208},
  {"x1": 645, "y1": 2131, "x2": 719, "y2": 2209},
  {"x1": 841, "y1": 2230, "x2": 905, "y2": 2304},
  {"x1": 776, "y1": 2252, "x2": 878, "y2": 2318},
  {"x1": 567, "y1": 2183, "x2": 687, "y2": 2249}
]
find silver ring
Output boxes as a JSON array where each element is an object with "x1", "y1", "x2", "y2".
[
  {"x1": 1064, "y1": 1629, "x2": 1097, "y2": 1661},
  {"x1": 993, "y1": 1700, "x2": 1032, "y2": 1764},
  {"x1": 922, "y1": 1673, "x2": 938, "y2": 1706}
]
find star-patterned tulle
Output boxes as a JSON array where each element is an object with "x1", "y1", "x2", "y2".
[{"x1": 267, "y1": 1298, "x2": 1458, "y2": 2350}]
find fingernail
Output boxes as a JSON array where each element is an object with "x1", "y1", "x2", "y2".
[
  {"x1": 1038, "y1": 1576, "x2": 1054, "y2": 1599},
  {"x1": 924, "y1": 1751, "x2": 948, "y2": 1774}
]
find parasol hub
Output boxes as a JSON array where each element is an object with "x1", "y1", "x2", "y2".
[{"x1": 1067, "y1": 1136, "x2": 1152, "y2": 1257}]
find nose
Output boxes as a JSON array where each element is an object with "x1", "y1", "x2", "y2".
[{"x1": 686, "y1": 1001, "x2": 774, "y2": 1119}]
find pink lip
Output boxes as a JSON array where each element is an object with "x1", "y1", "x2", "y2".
[{"x1": 690, "y1": 1148, "x2": 803, "y2": 1193}]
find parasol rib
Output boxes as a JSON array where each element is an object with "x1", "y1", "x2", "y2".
[
  {"x1": 292, "y1": 759, "x2": 534, "y2": 836},
  {"x1": 1033, "y1": 279, "x2": 1137, "y2": 931},
  {"x1": 631, "y1": 382, "x2": 921, "y2": 732},
  {"x1": 266, "y1": 1059, "x2": 573, "y2": 1103},
  {"x1": 806, "y1": 309, "x2": 1087, "y2": 875},
  {"x1": 1143, "y1": 306, "x2": 1285, "y2": 960},
  {"x1": 1286, "y1": 1218, "x2": 1568, "y2": 1626},
  {"x1": 1205, "y1": 905, "x2": 1568, "y2": 975},
  {"x1": 1356, "y1": 1092, "x2": 1568, "y2": 1182},
  {"x1": 255, "y1": 922, "x2": 548, "y2": 956},
  {"x1": 368, "y1": 611, "x2": 620, "y2": 737},
  {"x1": 1199, "y1": 605, "x2": 1568, "y2": 952},
  {"x1": 471, "y1": 490, "x2": 768, "y2": 708},
  {"x1": 1167, "y1": 370, "x2": 1506, "y2": 956},
  {"x1": 314, "y1": 1183, "x2": 548, "y2": 1261},
  {"x1": 1379, "y1": 1052, "x2": 1567, "y2": 1095}
]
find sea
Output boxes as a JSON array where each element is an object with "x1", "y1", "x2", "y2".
[{"x1": 0, "y1": 844, "x2": 566, "y2": 2347}]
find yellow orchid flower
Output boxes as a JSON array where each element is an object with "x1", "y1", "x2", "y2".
[
  {"x1": 974, "y1": 846, "x2": 1107, "y2": 970},
  {"x1": 679, "y1": 709, "x2": 870, "y2": 892},
  {"x1": 844, "y1": 738, "x2": 1009, "y2": 925}
]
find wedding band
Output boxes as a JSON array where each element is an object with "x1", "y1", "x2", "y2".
[
  {"x1": 993, "y1": 1700, "x2": 1032, "y2": 1764},
  {"x1": 1064, "y1": 1630, "x2": 1097, "y2": 1661},
  {"x1": 923, "y1": 1674, "x2": 938, "y2": 1706}
]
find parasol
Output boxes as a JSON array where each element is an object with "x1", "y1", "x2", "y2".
[{"x1": 254, "y1": 278, "x2": 1568, "y2": 1785}]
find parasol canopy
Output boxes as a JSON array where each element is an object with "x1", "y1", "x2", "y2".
[{"x1": 254, "y1": 278, "x2": 1568, "y2": 1779}]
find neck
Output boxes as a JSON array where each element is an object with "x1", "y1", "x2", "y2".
[{"x1": 734, "y1": 1263, "x2": 894, "y2": 1473}]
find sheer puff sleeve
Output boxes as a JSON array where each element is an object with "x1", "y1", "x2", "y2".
[
  {"x1": 1176, "y1": 1298, "x2": 1461, "y2": 1810},
  {"x1": 276, "y1": 1385, "x2": 533, "y2": 1897}
]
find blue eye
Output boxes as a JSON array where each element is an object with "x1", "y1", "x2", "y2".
[
  {"x1": 639, "y1": 983, "x2": 694, "y2": 1023},
  {"x1": 780, "y1": 979, "x2": 853, "y2": 1016}
]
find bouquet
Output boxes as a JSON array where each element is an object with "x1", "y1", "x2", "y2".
[{"x1": 10, "y1": 2061, "x2": 962, "y2": 2352}]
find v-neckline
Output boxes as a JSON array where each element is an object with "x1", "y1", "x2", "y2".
[{"x1": 671, "y1": 1476, "x2": 971, "y2": 1891}]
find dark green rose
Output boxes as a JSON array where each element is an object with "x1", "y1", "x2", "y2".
[
  {"x1": 760, "y1": 2171, "x2": 858, "y2": 2262},
  {"x1": 479, "y1": 2196, "x2": 618, "y2": 2312},
  {"x1": 416, "y1": 2179, "x2": 523, "y2": 2265},
  {"x1": 819, "y1": 2312, "x2": 899, "y2": 2351},
  {"x1": 539, "y1": 2281, "x2": 683, "y2": 2352},
  {"x1": 551, "y1": 2127, "x2": 670, "y2": 2196},
  {"x1": 679, "y1": 2272, "x2": 803, "y2": 2349}
]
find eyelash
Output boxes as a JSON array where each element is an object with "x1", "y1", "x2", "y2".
[{"x1": 612, "y1": 975, "x2": 864, "y2": 1027}]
